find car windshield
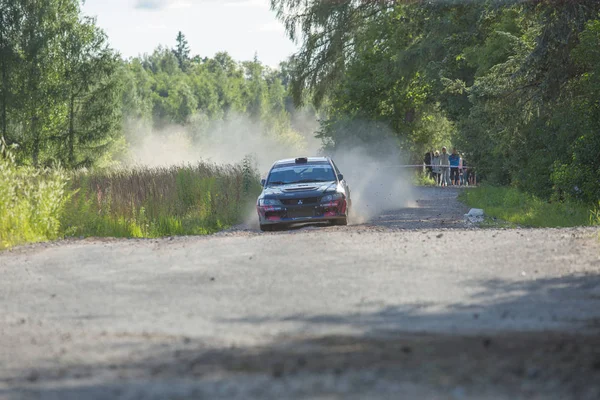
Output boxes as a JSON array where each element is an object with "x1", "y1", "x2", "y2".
[{"x1": 267, "y1": 163, "x2": 336, "y2": 185}]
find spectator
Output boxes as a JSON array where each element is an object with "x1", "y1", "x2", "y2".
[
  {"x1": 449, "y1": 148, "x2": 460, "y2": 185},
  {"x1": 424, "y1": 149, "x2": 433, "y2": 179},
  {"x1": 439, "y1": 147, "x2": 450, "y2": 186},
  {"x1": 432, "y1": 150, "x2": 441, "y2": 185}
]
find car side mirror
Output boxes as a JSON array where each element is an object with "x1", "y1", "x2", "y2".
[
  {"x1": 337, "y1": 174, "x2": 344, "y2": 181},
  {"x1": 260, "y1": 179, "x2": 266, "y2": 187}
]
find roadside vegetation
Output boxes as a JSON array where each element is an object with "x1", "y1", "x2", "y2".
[
  {"x1": 0, "y1": 142, "x2": 71, "y2": 249},
  {"x1": 459, "y1": 186, "x2": 599, "y2": 228},
  {"x1": 62, "y1": 160, "x2": 260, "y2": 239},
  {"x1": 1, "y1": 142, "x2": 260, "y2": 250}
]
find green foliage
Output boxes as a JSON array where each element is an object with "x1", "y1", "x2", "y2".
[
  {"x1": 0, "y1": 0, "x2": 123, "y2": 168},
  {"x1": 589, "y1": 203, "x2": 600, "y2": 226},
  {"x1": 459, "y1": 186, "x2": 594, "y2": 228},
  {"x1": 2, "y1": 3, "x2": 316, "y2": 169},
  {"x1": 120, "y1": 38, "x2": 316, "y2": 153},
  {"x1": 173, "y1": 31, "x2": 191, "y2": 71},
  {"x1": 62, "y1": 161, "x2": 261, "y2": 239},
  {"x1": 0, "y1": 152, "x2": 261, "y2": 249},
  {"x1": 273, "y1": 0, "x2": 600, "y2": 205},
  {"x1": 0, "y1": 141, "x2": 70, "y2": 249}
]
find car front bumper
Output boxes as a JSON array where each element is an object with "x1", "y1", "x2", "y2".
[{"x1": 257, "y1": 199, "x2": 347, "y2": 225}]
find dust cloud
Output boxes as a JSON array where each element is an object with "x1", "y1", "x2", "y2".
[
  {"x1": 328, "y1": 133, "x2": 415, "y2": 225},
  {"x1": 122, "y1": 114, "x2": 321, "y2": 172},
  {"x1": 123, "y1": 115, "x2": 415, "y2": 226}
]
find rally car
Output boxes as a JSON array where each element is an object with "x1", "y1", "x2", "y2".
[{"x1": 257, "y1": 157, "x2": 351, "y2": 231}]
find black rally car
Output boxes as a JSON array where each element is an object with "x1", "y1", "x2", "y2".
[{"x1": 256, "y1": 157, "x2": 351, "y2": 231}]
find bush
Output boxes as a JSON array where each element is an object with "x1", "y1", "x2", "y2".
[
  {"x1": 0, "y1": 149, "x2": 70, "y2": 249},
  {"x1": 1, "y1": 140, "x2": 261, "y2": 249},
  {"x1": 62, "y1": 159, "x2": 261, "y2": 238}
]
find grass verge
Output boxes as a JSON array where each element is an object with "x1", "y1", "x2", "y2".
[
  {"x1": 0, "y1": 152, "x2": 260, "y2": 250},
  {"x1": 459, "y1": 185, "x2": 599, "y2": 228}
]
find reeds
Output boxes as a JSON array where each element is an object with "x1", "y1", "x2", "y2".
[
  {"x1": 63, "y1": 161, "x2": 260, "y2": 238},
  {"x1": 1, "y1": 152, "x2": 260, "y2": 249}
]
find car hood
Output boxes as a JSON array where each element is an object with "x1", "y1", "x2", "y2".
[{"x1": 262, "y1": 181, "x2": 337, "y2": 197}]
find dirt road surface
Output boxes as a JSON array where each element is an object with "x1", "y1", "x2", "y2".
[{"x1": 1, "y1": 187, "x2": 600, "y2": 400}]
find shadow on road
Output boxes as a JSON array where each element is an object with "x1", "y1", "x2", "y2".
[
  {"x1": 3, "y1": 274, "x2": 600, "y2": 399},
  {"x1": 222, "y1": 273, "x2": 600, "y2": 333}
]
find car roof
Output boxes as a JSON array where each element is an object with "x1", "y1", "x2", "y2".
[{"x1": 273, "y1": 157, "x2": 331, "y2": 166}]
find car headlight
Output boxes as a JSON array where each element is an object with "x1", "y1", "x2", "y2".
[
  {"x1": 321, "y1": 193, "x2": 344, "y2": 203},
  {"x1": 258, "y1": 198, "x2": 282, "y2": 206}
]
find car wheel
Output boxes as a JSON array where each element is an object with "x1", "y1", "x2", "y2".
[
  {"x1": 260, "y1": 224, "x2": 273, "y2": 232},
  {"x1": 332, "y1": 218, "x2": 348, "y2": 226}
]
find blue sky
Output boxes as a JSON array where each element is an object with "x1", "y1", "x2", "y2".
[{"x1": 81, "y1": 0, "x2": 299, "y2": 67}]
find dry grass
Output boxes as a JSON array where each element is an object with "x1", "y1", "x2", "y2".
[
  {"x1": 62, "y1": 161, "x2": 261, "y2": 238},
  {"x1": 1, "y1": 150, "x2": 260, "y2": 249}
]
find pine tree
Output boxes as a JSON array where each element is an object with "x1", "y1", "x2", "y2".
[{"x1": 173, "y1": 31, "x2": 190, "y2": 71}]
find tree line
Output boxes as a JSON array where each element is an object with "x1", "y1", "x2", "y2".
[
  {"x1": 3, "y1": 0, "x2": 600, "y2": 204},
  {"x1": 272, "y1": 0, "x2": 600, "y2": 203},
  {"x1": 0, "y1": 0, "x2": 121, "y2": 168},
  {"x1": 0, "y1": 0, "x2": 306, "y2": 169}
]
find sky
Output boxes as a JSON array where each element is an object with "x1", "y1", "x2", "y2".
[{"x1": 81, "y1": 0, "x2": 299, "y2": 67}]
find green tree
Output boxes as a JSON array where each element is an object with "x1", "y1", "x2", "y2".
[
  {"x1": 60, "y1": 17, "x2": 122, "y2": 167},
  {"x1": 173, "y1": 31, "x2": 190, "y2": 71},
  {"x1": 272, "y1": 0, "x2": 600, "y2": 203},
  {"x1": 0, "y1": 2, "x2": 21, "y2": 143},
  {"x1": 0, "y1": 0, "x2": 123, "y2": 167}
]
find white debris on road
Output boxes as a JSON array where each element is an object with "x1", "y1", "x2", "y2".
[{"x1": 464, "y1": 208, "x2": 485, "y2": 224}]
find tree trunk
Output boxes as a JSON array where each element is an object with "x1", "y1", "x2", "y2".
[
  {"x1": 29, "y1": 3, "x2": 39, "y2": 167},
  {"x1": 0, "y1": 8, "x2": 8, "y2": 141},
  {"x1": 1, "y1": 61, "x2": 7, "y2": 140},
  {"x1": 68, "y1": 92, "x2": 75, "y2": 167},
  {"x1": 31, "y1": 114, "x2": 39, "y2": 167}
]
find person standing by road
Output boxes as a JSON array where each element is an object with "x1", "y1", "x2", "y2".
[
  {"x1": 439, "y1": 147, "x2": 450, "y2": 186},
  {"x1": 432, "y1": 150, "x2": 441, "y2": 185},
  {"x1": 424, "y1": 150, "x2": 433, "y2": 179},
  {"x1": 449, "y1": 148, "x2": 460, "y2": 186},
  {"x1": 461, "y1": 155, "x2": 469, "y2": 186}
]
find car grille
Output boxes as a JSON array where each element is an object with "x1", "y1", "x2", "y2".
[
  {"x1": 287, "y1": 208, "x2": 319, "y2": 218},
  {"x1": 281, "y1": 197, "x2": 319, "y2": 206},
  {"x1": 283, "y1": 186, "x2": 318, "y2": 192}
]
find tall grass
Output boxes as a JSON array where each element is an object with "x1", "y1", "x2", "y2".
[
  {"x1": 0, "y1": 153, "x2": 70, "y2": 249},
  {"x1": 1, "y1": 141, "x2": 260, "y2": 249},
  {"x1": 459, "y1": 185, "x2": 598, "y2": 228},
  {"x1": 63, "y1": 162, "x2": 260, "y2": 238}
]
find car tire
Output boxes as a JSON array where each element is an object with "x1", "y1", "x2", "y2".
[
  {"x1": 259, "y1": 224, "x2": 273, "y2": 232},
  {"x1": 332, "y1": 218, "x2": 348, "y2": 226}
]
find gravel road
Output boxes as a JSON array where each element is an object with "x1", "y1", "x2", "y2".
[{"x1": 1, "y1": 187, "x2": 599, "y2": 400}]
